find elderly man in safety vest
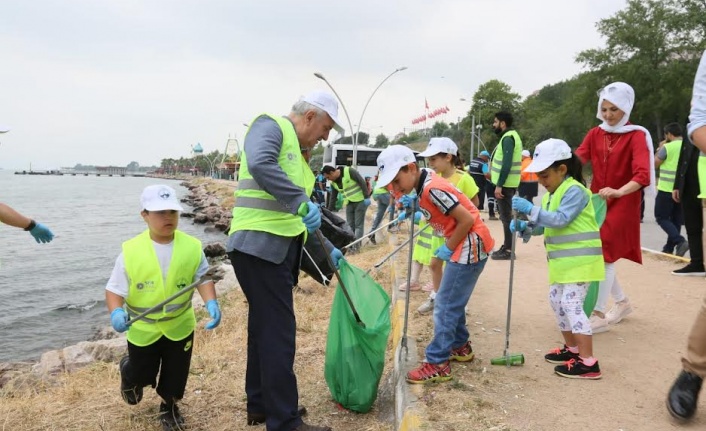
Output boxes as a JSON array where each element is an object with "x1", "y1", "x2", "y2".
[
  {"x1": 489, "y1": 110, "x2": 523, "y2": 260},
  {"x1": 322, "y1": 164, "x2": 371, "y2": 252},
  {"x1": 226, "y1": 91, "x2": 344, "y2": 431}
]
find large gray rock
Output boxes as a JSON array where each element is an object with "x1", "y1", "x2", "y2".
[{"x1": 32, "y1": 338, "x2": 127, "y2": 375}]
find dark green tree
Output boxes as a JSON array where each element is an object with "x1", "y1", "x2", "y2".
[{"x1": 374, "y1": 133, "x2": 390, "y2": 148}]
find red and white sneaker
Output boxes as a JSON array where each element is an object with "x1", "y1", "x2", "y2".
[
  {"x1": 406, "y1": 361, "x2": 452, "y2": 384},
  {"x1": 450, "y1": 341, "x2": 475, "y2": 362}
]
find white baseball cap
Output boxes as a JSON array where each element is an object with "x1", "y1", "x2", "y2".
[
  {"x1": 141, "y1": 185, "x2": 184, "y2": 211},
  {"x1": 0, "y1": 124, "x2": 10, "y2": 133},
  {"x1": 418, "y1": 137, "x2": 458, "y2": 157},
  {"x1": 524, "y1": 139, "x2": 573, "y2": 173},
  {"x1": 300, "y1": 91, "x2": 345, "y2": 133},
  {"x1": 521, "y1": 150, "x2": 531, "y2": 158},
  {"x1": 375, "y1": 145, "x2": 417, "y2": 188}
]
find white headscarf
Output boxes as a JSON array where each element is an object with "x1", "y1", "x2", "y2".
[{"x1": 596, "y1": 82, "x2": 656, "y2": 196}]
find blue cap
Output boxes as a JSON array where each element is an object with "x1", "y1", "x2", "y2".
[{"x1": 479, "y1": 150, "x2": 490, "y2": 157}]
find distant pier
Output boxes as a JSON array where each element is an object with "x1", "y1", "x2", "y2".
[{"x1": 14, "y1": 167, "x2": 147, "y2": 177}]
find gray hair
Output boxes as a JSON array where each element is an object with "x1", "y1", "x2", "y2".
[{"x1": 291, "y1": 100, "x2": 326, "y2": 117}]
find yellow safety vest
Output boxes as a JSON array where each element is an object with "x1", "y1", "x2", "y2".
[
  {"x1": 331, "y1": 167, "x2": 365, "y2": 203},
  {"x1": 490, "y1": 130, "x2": 523, "y2": 187},
  {"x1": 657, "y1": 139, "x2": 682, "y2": 193},
  {"x1": 372, "y1": 186, "x2": 388, "y2": 196},
  {"x1": 543, "y1": 178, "x2": 605, "y2": 284},
  {"x1": 699, "y1": 151, "x2": 706, "y2": 199},
  {"x1": 123, "y1": 230, "x2": 202, "y2": 347},
  {"x1": 230, "y1": 114, "x2": 315, "y2": 237}
]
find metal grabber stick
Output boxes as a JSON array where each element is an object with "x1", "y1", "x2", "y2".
[
  {"x1": 343, "y1": 218, "x2": 399, "y2": 250},
  {"x1": 126, "y1": 277, "x2": 209, "y2": 326},
  {"x1": 315, "y1": 229, "x2": 365, "y2": 327},
  {"x1": 362, "y1": 223, "x2": 431, "y2": 277},
  {"x1": 502, "y1": 211, "x2": 519, "y2": 365},
  {"x1": 400, "y1": 208, "x2": 416, "y2": 359}
]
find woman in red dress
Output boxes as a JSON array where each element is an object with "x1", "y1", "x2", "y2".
[{"x1": 575, "y1": 82, "x2": 655, "y2": 334}]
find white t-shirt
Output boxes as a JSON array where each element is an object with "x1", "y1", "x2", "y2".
[{"x1": 105, "y1": 240, "x2": 210, "y2": 298}]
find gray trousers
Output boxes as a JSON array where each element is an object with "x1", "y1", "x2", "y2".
[{"x1": 346, "y1": 201, "x2": 368, "y2": 249}]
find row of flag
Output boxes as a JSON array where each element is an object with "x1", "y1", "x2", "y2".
[{"x1": 411, "y1": 99, "x2": 450, "y2": 124}]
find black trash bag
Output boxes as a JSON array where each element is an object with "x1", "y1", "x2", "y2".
[{"x1": 300, "y1": 207, "x2": 355, "y2": 286}]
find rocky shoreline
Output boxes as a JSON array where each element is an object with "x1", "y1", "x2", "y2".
[{"x1": 0, "y1": 179, "x2": 239, "y2": 391}]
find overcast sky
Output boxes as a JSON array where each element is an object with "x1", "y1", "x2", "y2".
[{"x1": 0, "y1": 0, "x2": 626, "y2": 170}]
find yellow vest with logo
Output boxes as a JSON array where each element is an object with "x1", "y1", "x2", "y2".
[
  {"x1": 699, "y1": 151, "x2": 706, "y2": 199},
  {"x1": 543, "y1": 178, "x2": 605, "y2": 284},
  {"x1": 490, "y1": 130, "x2": 523, "y2": 187},
  {"x1": 657, "y1": 139, "x2": 682, "y2": 193},
  {"x1": 331, "y1": 167, "x2": 365, "y2": 203},
  {"x1": 123, "y1": 230, "x2": 202, "y2": 347},
  {"x1": 230, "y1": 114, "x2": 315, "y2": 237}
]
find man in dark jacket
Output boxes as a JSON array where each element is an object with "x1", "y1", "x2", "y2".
[{"x1": 671, "y1": 128, "x2": 705, "y2": 276}]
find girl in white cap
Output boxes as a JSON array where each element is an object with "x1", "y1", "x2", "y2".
[
  {"x1": 511, "y1": 139, "x2": 605, "y2": 379},
  {"x1": 575, "y1": 82, "x2": 654, "y2": 333},
  {"x1": 414, "y1": 138, "x2": 480, "y2": 315}
]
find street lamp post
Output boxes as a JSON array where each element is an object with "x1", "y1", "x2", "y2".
[{"x1": 314, "y1": 67, "x2": 407, "y2": 168}]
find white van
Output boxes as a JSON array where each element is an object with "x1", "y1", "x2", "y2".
[{"x1": 322, "y1": 144, "x2": 424, "y2": 179}]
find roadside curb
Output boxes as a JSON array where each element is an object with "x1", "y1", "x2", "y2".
[{"x1": 387, "y1": 228, "x2": 425, "y2": 431}]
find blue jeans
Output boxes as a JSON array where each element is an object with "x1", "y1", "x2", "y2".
[
  {"x1": 654, "y1": 190, "x2": 685, "y2": 251},
  {"x1": 426, "y1": 258, "x2": 488, "y2": 364}
]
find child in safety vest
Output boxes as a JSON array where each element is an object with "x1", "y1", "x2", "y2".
[
  {"x1": 376, "y1": 145, "x2": 494, "y2": 384},
  {"x1": 415, "y1": 137, "x2": 480, "y2": 315},
  {"x1": 510, "y1": 139, "x2": 605, "y2": 379},
  {"x1": 105, "y1": 185, "x2": 221, "y2": 430}
]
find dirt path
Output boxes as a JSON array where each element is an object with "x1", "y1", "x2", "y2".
[{"x1": 401, "y1": 219, "x2": 705, "y2": 430}]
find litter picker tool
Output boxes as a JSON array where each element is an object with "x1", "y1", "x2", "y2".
[
  {"x1": 125, "y1": 277, "x2": 209, "y2": 327},
  {"x1": 491, "y1": 210, "x2": 525, "y2": 367},
  {"x1": 316, "y1": 229, "x2": 365, "y2": 328},
  {"x1": 343, "y1": 218, "x2": 398, "y2": 250},
  {"x1": 400, "y1": 208, "x2": 416, "y2": 359},
  {"x1": 363, "y1": 223, "x2": 431, "y2": 277}
]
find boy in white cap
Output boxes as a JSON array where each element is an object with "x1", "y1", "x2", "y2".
[
  {"x1": 376, "y1": 145, "x2": 494, "y2": 384},
  {"x1": 0, "y1": 124, "x2": 54, "y2": 243},
  {"x1": 511, "y1": 139, "x2": 604, "y2": 379},
  {"x1": 105, "y1": 184, "x2": 220, "y2": 431}
]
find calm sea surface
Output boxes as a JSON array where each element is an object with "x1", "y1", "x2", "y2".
[{"x1": 0, "y1": 170, "x2": 226, "y2": 362}]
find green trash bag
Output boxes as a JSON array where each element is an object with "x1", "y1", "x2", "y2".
[
  {"x1": 324, "y1": 260, "x2": 391, "y2": 413},
  {"x1": 583, "y1": 194, "x2": 607, "y2": 316},
  {"x1": 335, "y1": 193, "x2": 344, "y2": 211}
]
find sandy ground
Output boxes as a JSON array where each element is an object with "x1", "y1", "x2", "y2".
[{"x1": 395, "y1": 216, "x2": 706, "y2": 431}]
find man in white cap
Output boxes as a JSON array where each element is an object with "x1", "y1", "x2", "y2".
[
  {"x1": 518, "y1": 149, "x2": 539, "y2": 204},
  {"x1": 0, "y1": 125, "x2": 54, "y2": 243},
  {"x1": 226, "y1": 91, "x2": 343, "y2": 431}
]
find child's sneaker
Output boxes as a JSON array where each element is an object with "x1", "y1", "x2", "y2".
[
  {"x1": 417, "y1": 298, "x2": 434, "y2": 314},
  {"x1": 406, "y1": 361, "x2": 452, "y2": 384},
  {"x1": 450, "y1": 341, "x2": 475, "y2": 362},
  {"x1": 544, "y1": 345, "x2": 579, "y2": 364},
  {"x1": 554, "y1": 358, "x2": 602, "y2": 380},
  {"x1": 398, "y1": 280, "x2": 421, "y2": 291}
]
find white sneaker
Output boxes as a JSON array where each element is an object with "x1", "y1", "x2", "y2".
[
  {"x1": 605, "y1": 300, "x2": 633, "y2": 324},
  {"x1": 589, "y1": 314, "x2": 610, "y2": 334},
  {"x1": 417, "y1": 298, "x2": 434, "y2": 314}
]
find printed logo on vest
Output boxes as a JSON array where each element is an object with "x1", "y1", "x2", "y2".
[
  {"x1": 176, "y1": 278, "x2": 189, "y2": 290},
  {"x1": 184, "y1": 340, "x2": 192, "y2": 352}
]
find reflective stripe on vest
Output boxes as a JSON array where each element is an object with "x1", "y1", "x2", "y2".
[
  {"x1": 698, "y1": 152, "x2": 706, "y2": 199},
  {"x1": 542, "y1": 178, "x2": 605, "y2": 284},
  {"x1": 123, "y1": 230, "x2": 202, "y2": 347},
  {"x1": 230, "y1": 114, "x2": 315, "y2": 236},
  {"x1": 416, "y1": 229, "x2": 433, "y2": 249},
  {"x1": 490, "y1": 130, "x2": 523, "y2": 187},
  {"x1": 331, "y1": 167, "x2": 365, "y2": 202},
  {"x1": 657, "y1": 140, "x2": 682, "y2": 193},
  {"x1": 372, "y1": 186, "x2": 388, "y2": 196}
]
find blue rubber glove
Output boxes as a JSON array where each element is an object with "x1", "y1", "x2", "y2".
[
  {"x1": 511, "y1": 196, "x2": 534, "y2": 214},
  {"x1": 397, "y1": 211, "x2": 408, "y2": 222},
  {"x1": 30, "y1": 223, "x2": 54, "y2": 243},
  {"x1": 387, "y1": 204, "x2": 395, "y2": 214},
  {"x1": 299, "y1": 201, "x2": 321, "y2": 233},
  {"x1": 509, "y1": 219, "x2": 527, "y2": 234},
  {"x1": 363, "y1": 198, "x2": 371, "y2": 206},
  {"x1": 413, "y1": 211, "x2": 422, "y2": 223},
  {"x1": 400, "y1": 194, "x2": 416, "y2": 209},
  {"x1": 204, "y1": 299, "x2": 221, "y2": 330},
  {"x1": 329, "y1": 247, "x2": 343, "y2": 269},
  {"x1": 110, "y1": 308, "x2": 128, "y2": 333},
  {"x1": 434, "y1": 244, "x2": 453, "y2": 261}
]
